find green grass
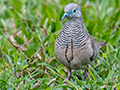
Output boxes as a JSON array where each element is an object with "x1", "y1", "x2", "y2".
[{"x1": 0, "y1": 0, "x2": 120, "y2": 89}]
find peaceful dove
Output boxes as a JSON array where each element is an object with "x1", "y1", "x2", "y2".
[{"x1": 54, "y1": 3, "x2": 106, "y2": 81}]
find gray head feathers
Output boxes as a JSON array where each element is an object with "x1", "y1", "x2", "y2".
[
  {"x1": 61, "y1": 3, "x2": 82, "y2": 21},
  {"x1": 64, "y1": 3, "x2": 81, "y2": 13}
]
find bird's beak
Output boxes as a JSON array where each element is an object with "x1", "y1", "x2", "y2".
[{"x1": 61, "y1": 13, "x2": 69, "y2": 21}]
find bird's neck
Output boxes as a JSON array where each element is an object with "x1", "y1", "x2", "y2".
[
  {"x1": 65, "y1": 18, "x2": 85, "y2": 34},
  {"x1": 66, "y1": 17, "x2": 83, "y2": 25}
]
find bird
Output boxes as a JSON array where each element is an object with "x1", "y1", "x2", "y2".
[{"x1": 54, "y1": 3, "x2": 106, "y2": 81}]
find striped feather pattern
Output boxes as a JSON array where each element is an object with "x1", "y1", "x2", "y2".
[{"x1": 56, "y1": 19, "x2": 88, "y2": 49}]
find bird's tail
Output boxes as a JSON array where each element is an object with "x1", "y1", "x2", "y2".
[{"x1": 97, "y1": 41, "x2": 107, "y2": 50}]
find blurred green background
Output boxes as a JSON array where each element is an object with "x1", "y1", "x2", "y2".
[{"x1": 0, "y1": 0, "x2": 120, "y2": 89}]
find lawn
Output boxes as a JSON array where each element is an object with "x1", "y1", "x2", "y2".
[{"x1": 0, "y1": 0, "x2": 120, "y2": 89}]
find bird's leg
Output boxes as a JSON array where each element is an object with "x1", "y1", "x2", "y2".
[
  {"x1": 66, "y1": 68, "x2": 71, "y2": 80},
  {"x1": 84, "y1": 68, "x2": 89, "y2": 80},
  {"x1": 64, "y1": 68, "x2": 71, "y2": 85}
]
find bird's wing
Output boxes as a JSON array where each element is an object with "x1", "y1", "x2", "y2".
[{"x1": 87, "y1": 33, "x2": 99, "y2": 61}]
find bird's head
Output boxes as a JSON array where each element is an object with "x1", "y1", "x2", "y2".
[{"x1": 61, "y1": 3, "x2": 82, "y2": 21}]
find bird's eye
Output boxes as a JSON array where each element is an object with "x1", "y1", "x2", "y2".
[{"x1": 73, "y1": 9, "x2": 76, "y2": 12}]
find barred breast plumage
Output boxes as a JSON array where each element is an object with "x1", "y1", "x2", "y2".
[{"x1": 56, "y1": 19, "x2": 88, "y2": 49}]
